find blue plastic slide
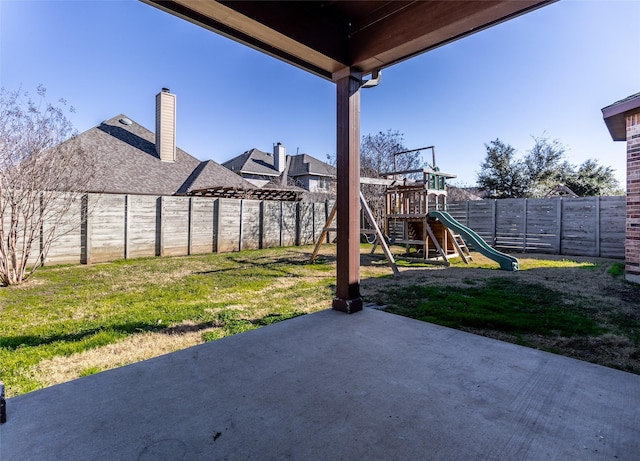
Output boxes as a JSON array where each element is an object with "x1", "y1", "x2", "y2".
[{"x1": 427, "y1": 211, "x2": 518, "y2": 271}]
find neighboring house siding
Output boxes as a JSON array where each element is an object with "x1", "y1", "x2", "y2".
[{"x1": 302, "y1": 176, "x2": 333, "y2": 194}]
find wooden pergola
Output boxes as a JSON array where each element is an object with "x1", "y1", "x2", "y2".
[{"x1": 142, "y1": 0, "x2": 554, "y2": 313}]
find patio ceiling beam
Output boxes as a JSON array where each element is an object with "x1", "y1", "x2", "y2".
[{"x1": 348, "y1": 0, "x2": 549, "y2": 72}]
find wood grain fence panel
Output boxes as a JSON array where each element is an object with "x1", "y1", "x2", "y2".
[
  {"x1": 313, "y1": 202, "x2": 327, "y2": 242},
  {"x1": 241, "y1": 199, "x2": 261, "y2": 250},
  {"x1": 446, "y1": 201, "x2": 467, "y2": 225},
  {"x1": 217, "y1": 199, "x2": 241, "y2": 252},
  {"x1": 44, "y1": 193, "x2": 83, "y2": 265},
  {"x1": 495, "y1": 199, "x2": 525, "y2": 251},
  {"x1": 561, "y1": 198, "x2": 598, "y2": 256},
  {"x1": 449, "y1": 196, "x2": 624, "y2": 259},
  {"x1": 190, "y1": 197, "x2": 215, "y2": 255},
  {"x1": 126, "y1": 195, "x2": 158, "y2": 259},
  {"x1": 281, "y1": 202, "x2": 297, "y2": 247},
  {"x1": 599, "y1": 196, "x2": 625, "y2": 258},
  {"x1": 261, "y1": 201, "x2": 282, "y2": 248},
  {"x1": 299, "y1": 202, "x2": 315, "y2": 245},
  {"x1": 524, "y1": 199, "x2": 559, "y2": 253},
  {"x1": 466, "y1": 200, "x2": 495, "y2": 244},
  {"x1": 88, "y1": 194, "x2": 126, "y2": 263},
  {"x1": 161, "y1": 196, "x2": 190, "y2": 256}
]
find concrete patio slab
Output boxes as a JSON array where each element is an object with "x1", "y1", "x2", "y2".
[{"x1": 1, "y1": 308, "x2": 638, "y2": 460}]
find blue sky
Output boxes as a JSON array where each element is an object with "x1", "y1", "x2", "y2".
[{"x1": 1, "y1": 0, "x2": 639, "y2": 187}]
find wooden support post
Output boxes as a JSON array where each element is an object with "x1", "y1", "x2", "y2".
[
  {"x1": 0, "y1": 381, "x2": 6, "y2": 424},
  {"x1": 333, "y1": 70, "x2": 362, "y2": 313}
]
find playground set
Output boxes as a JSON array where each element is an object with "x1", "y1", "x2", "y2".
[{"x1": 312, "y1": 146, "x2": 518, "y2": 272}]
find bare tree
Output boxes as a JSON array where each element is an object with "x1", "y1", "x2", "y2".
[
  {"x1": 0, "y1": 86, "x2": 95, "y2": 285},
  {"x1": 360, "y1": 130, "x2": 421, "y2": 229}
]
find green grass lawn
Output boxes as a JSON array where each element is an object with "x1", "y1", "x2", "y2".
[
  {"x1": 1, "y1": 245, "x2": 638, "y2": 397},
  {"x1": 0, "y1": 248, "x2": 335, "y2": 396}
]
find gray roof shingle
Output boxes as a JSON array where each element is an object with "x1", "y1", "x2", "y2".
[
  {"x1": 222, "y1": 149, "x2": 335, "y2": 179},
  {"x1": 73, "y1": 115, "x2": 254, "y2": 195},
  {"x1": 222, "y1": 148, "x2": 279, "y2": 177}
]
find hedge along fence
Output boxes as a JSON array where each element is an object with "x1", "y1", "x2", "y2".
[
  {"x1": 447, "y1": 196, "x2": 625, "y2": 259},
  {"x1": 39, "y1": 193, "x2": 333, "y2": 266}
]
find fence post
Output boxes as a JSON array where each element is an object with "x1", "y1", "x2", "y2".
[
  {"x1": 492, "y1": 199, "x2": 497, "y2": 245},
  {"x1": 556, "y1": 198, "x2": 563, "y2": 255},
  {"x1": 187, "y1": 197, "x2": 193, "y2": 256},
  {"x1": 295, "y1": 202, "x2": 301, "y2": 246},
  {"x1": 595, "y1": 196, "x2": 601, "y2": 257},
  {"x1": 81, "y1": 194, "x2": 92, "y2": 265},
  {"x1": 312, "y1": 201, "x2": 316, "y2": 243},
  {"x1": 213, "y1": 199, "x2": 220, "y2": 253},
  {"x1": 239, "y1": 199, "x2": 244, "y2": 252},
  {"x1": 1, "y1": 381, "x2": 6, "y2": 424},
  {"x1": 522, "y1": 198, "x2": 528, "y2": 252},
  {"x1": 156, "y1": 196, "x2": 163, "y2": 257},
  {"x1": 124, "y1": 195, "x2": 130, "y2": 259},
  {"x1": 465, "y1": 200, "x2": 470, "y2": 226},
  {"x1": 279, "y1": 201, "x2": 284, "y2": 247},
  {"x1": 259, "y1": 201, "x2": 265, "y2": 249}
]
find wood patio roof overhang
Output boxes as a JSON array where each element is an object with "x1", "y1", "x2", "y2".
[{"x1": 141, "y1": 0, "x2": 554, "y2": 81}]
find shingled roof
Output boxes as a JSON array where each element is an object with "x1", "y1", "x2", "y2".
[
  {"x1": 222, "y1": 148, "x2": 280, "y2": 177},
  {"x1": 288, "y1": 153, "x2": 335, "y2": 178},
  {"x1": 223, "y1": 148, "x2": 335, "y2": 179},
  {"x1": 75, "y1": 115, "x2": 255, "y2": 196}
]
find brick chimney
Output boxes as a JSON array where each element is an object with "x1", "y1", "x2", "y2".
[
  {"x1": 156, "y1": 88, "x2": 176, "y2": 163},
  {"x1": 274, "y1": 142, "x2": 286, "y2": 172}
]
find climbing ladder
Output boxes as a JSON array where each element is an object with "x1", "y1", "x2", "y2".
[{"x1": 448, "y1": 230, "x2": 473, "y2": 264}]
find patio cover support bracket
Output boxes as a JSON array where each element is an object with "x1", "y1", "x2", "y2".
[{"x1": 332, "y1": 70, "x2": 363, "y2": 314}]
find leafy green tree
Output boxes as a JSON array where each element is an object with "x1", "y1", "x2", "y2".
[
  {"x1": 476, "y1": 139, "x2": 528, "y2": 198},
  {"x1": 562, "y1": 159, "x2": 621, "y2": 196},
  {"x1": 524, "y1": 136, "x2": 566, "y2": 197},
  {"x1": 477, "y1": 136, "x2": 621, "y2": 198}
]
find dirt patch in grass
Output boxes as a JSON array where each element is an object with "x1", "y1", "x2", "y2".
[
  {"x1": 31, "y1": 325, "x2": 216, "y2": 387},
  {"x1": 361, "y1": 251, "x2": 640, "y2": 374}
]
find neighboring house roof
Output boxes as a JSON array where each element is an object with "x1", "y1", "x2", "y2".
[
  {"x1": 544, "y1": 184, "x2": 578, "y2": 198},
  {"x1": 602, "y1": 92, "x2": 640, "y2": 141},
  {"x1": 75, "y1": 115, "x2": 254, "y2": 196},
  {"x1": 447, "y1": 186, "x2": 486, "y2": 201},
  {"x1": 222, "y1": 149, "x2": 335, "y2": 180},
  {"x1": 223, "y1": 148, "x2": 279, "y2": 177},
  {"x1": 288, "y1": 154, "x2": 335, "y2": 178}
]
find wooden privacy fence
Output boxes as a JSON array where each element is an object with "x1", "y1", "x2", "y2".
[
  {"x1": 31, "y1": 194, "x2": 626, "y2": 266},
  {"x1": 43, "y1": 193, "x2": 332, "y2": 266},
  {"x1": 447, "y1": 196, "x2": 625, "y2": 259}
]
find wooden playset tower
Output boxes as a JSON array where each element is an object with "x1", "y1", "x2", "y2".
[{"x1": 384, "y1": 164, "x2": 470, "y2": 263}]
